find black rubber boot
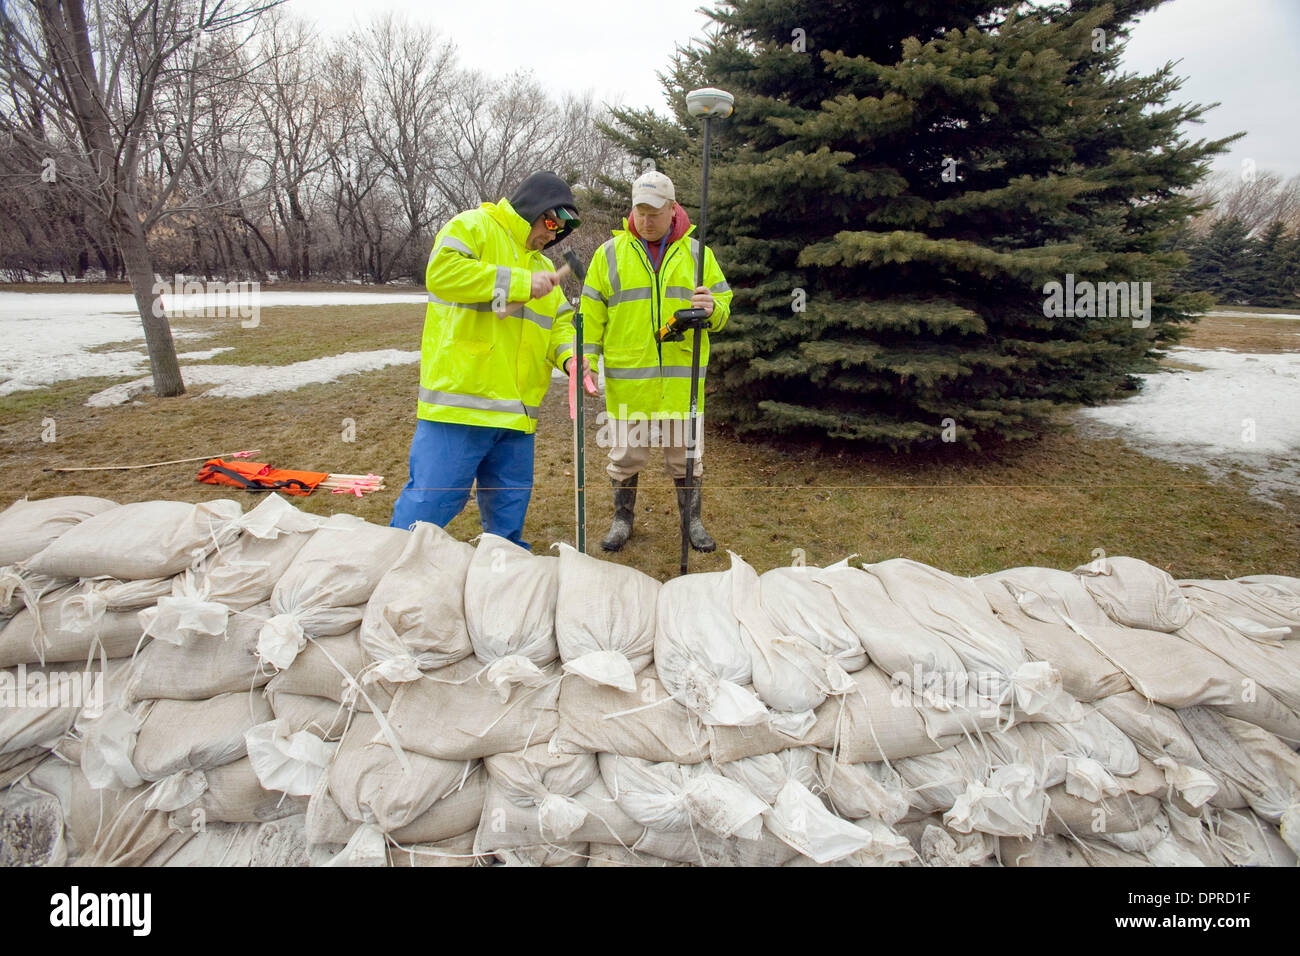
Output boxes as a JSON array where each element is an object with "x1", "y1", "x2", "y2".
[
  {"x1": 674, "y1": 476, "x2": 716, "y2": 552},
  {"x1": 601, "y1": 475, "x2": 638, "y2": 552}
]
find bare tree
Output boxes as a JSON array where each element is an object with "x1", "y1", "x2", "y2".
[
  {"x1": 0, "y1": 0, "x2": 280, "y2": 396},
  {"x1": 1190, "y1": 168, "x2": 1300, "y2": 236}
]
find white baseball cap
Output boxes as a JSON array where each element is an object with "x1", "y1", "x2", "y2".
[{"x1": 632, "y1": 170, "x2": 675, "y2": 209}]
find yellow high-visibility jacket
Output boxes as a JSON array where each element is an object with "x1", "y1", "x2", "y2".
[
  {"x1": 555, "y1": 222, "x2": 731, "y2": 421},
  {"x1": 417, "y1": 198, "x2": 573, "y2": 433}
]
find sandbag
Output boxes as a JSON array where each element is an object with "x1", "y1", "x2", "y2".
[
  {"x1": 306, "y1": 769, "x2": 487, "y2": 849},
  {"x1": 0, "y1": 778, "x2": 67, "y2": 866},
  {"x1": 168, "y1": 757, "x2": 309, "y2": 825},
  {"x1": 1180, "y1": 578, "x2": 1300, "y2": 640},
  {"x1": 464, "y1": 534, "x2": 558, "y2": 668},
  {"x1": 554, "y1": 542, "x2": 657, "y2": 691},
  {"x1": 707, "y1": 665, "x2": 961, "y2": 765},
  {"x1": 27, "y1": 757, "x2": 177, "y2": 866},
  {"x1": 189, "y1": 493, "x2": 323, "y2": 609},
  {"x1": 1073, "y1": 555, "x2": 1193, "y2": 632},
  {"x1": 126, "y1": 602, "x2": 273, "y2": 703},
  {"x1": 23, "y1": 499, "x2": 243, "y2": 580},
  {"x1": 386, "y1": 655, "x2": 561, "y2": 761},
  {"x1": 148, "y1": 815, "x2": 312, "y2": 867},
  {"x1": 266, "y1": 691, "x2": 350, "y2": 741},
  {"x1": 552, "y1": 665, "x2": 710, "y2": 765},
  {"x1": 262, "y1": 514, "x2": 408, "y2": 665},
  {"x1": 654, "y1": 561, "x2": 763, "y2": 727},
  {"x1": 758, "y1": 561, "x2": 868, "y2": 672},
  {"x1": 1176, "y1": 610, "x2": 1300, "y2": 714},
  {"x1": 731, "y1": 552, "x2": 850, "y2": 729},
  {"x1": 0, "y1": 589, "x2": 145, "y2": 667},
  {"x1": 597, "y1": 753, "x2": 767, "y2": 841},
  {"x1": 1, "y1": 660, "x2": 116, "y2": 754},
  {"x1": 975, "y1": 575, "x2": 1131, "y2": 701},
  {"x1": 816, "y1": 755, "x2": 910, "y2": 824},
  {"x1": 329, "y1": 713, "x2": 475, "y2": 832},
  {"x1": 358, "y1": 521, "x2": 474, "y2": 682},
  {"x1": 867, "y1": 558, "x2": 1078, "y2": 725},
  {"x1": 131, "y1": 691, "x2": 272, "y2": 781},
  {"x1": 717, "y1": 748, "x2": 819, "y2": 806},
  {"x1": 475, "y1": 778, "x2": 644, "y2": 853},
  {"x1": 0, "y1": 495, "x2": 118, "y2": 566},
  {"x1": 1062, "y1": 617, "x2": 1300, "y2": 742},
  {"x1": 264, "y1": 629, "x2": 394, "y2": 714},
  {"x1": 1178, "y1": 708, "x2": 1300, "y2": 824}
]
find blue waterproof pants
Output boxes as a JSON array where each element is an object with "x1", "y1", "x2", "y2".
[{"x1": 389, "y1": 419, "x2": 535, "y2": 549}]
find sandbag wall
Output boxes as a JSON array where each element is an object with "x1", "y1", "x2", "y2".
[{"x1": 1, "y1": 492, "x2": 1298, "y2": 867}]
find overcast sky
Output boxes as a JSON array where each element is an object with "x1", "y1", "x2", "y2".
[{"x1": 286, "y1": 0, "x2": 1300, "y2": 178}]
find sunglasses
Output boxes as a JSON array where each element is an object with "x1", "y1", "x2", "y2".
[{"x1": 542, "y1": 208, "x2": 580, "y2": 233}]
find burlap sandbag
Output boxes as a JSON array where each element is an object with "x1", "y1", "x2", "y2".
[
  {"x1": 552, "y1": 665, "x2": 710, "y2": 764},
  {"x1": 464, "y1": 534, "x2": 559, "y2": 668},
  {"x1": 266, "y1": 691, "x2": 350, "y2": 741},
  {"x1": 389, "y1": 829, "x2": 485, "y2": 867},
  {"x1": 0, "y1": 495, "x2": 118, "y2": 566},
  {"x1": 586, "y1": 842, "x2": 692, "y2": 867},
  {"x1": 358, "y1": 521, "x2": 474, "y2": 680},
  {"x1": 328, "y1": 713, "x2": 476, "y2": 832},
  {"x1": 554, "y1": 543, "x2": 657, "y2": 690},
  {"x1": 126, "y1": 603, "x2": 273, "y2": 703},
  {"x1": 264, "y1": 628, "x2": 395, "y2": 714},
  {"x1": 147, "y1": 815, "x2": 312, "y2": 867},
  {"x1": 633, "y1": 824, "x2": 801, "y2": 867},
  {"x1": 475, "y1": 778, "x2": 645, "y2": 854},
  {"x1": 0, "y1": 591, "x2": 144, "y2": 667},
  {"x1": 26, "y1": 756, "x2": 176, "y2": 866},
  {"x1": 708, "y1": 665, "x2": 960, "y2": 765},
  {"x1": 1094, "y1": 691, "x2": 1248, "y2": 809},
  {"x1": 269, "y1": 514, "x2": 409, "y2": 637},
  {"x1": 23, "y1": 499, "x2": 243, "y2": 580},
  {"x1": 1176, "y1": 610, "x2": 1300, "y2": 714},
  {"x1": 167, "y1": 757, "x2": 309, "y2": 826},
  {"x1": 1073, "y1": 555, "x2": 1193, "y2": 632},
  {"x1": 1066, "y1": 619, "x2": 1300, "y2": 742},
  {"x1": 0, "y1": 746, "x2": 49, "y2": 788},
  {"x1": 386, "y1": 655, "x2": 561, "y2": 762},
  {"x1": 307, "y1": 770, "x2": 486, "y2": 848},
  {"x1": 0, "y1": 660, "x2": 117, "y2": 754},
  {"x1": 975, "y1": 576, "x2": 1131, "y2": 701},
  {"x1": 132, "y1": 691, "x2": 273, "y2": 781},
  {"x1": 999, "y1": 833, "x2": 1151, "y2": 867}
]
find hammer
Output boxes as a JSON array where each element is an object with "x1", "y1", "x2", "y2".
[{"x1": 493, "y1": 260, "x2": 575, "y2": 318}]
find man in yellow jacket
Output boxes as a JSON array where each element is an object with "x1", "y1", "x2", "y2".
[
  {"x1": 556, "y1": 170, "x2": 731, "y2": 553},
  {"x1": 390, "y1": 171, "x2": 583, "y2": 549}
]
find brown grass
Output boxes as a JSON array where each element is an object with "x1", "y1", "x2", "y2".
[{"x1": 1, "y1": 303, "x2": 1295, "y2": 582}]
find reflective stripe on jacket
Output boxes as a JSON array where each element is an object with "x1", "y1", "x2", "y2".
[
  {"x1": 417, "y1": 198, "x2": 573, "y2": 433},
  {"x1": 555, "y1": 222, "x2": 731, "y2": 421}
]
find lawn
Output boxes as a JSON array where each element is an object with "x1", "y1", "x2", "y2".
[{"x1": 1, "y1": 297, "x2": 1296, "y2": 582}]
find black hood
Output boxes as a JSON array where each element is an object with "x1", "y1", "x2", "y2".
[{"x1": 508, "y1": 171, "x2": 579, "y2": 248}]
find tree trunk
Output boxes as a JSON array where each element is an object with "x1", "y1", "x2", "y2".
[{"x1": 117, "y1": 202, "x2": 184, "y2": 397}]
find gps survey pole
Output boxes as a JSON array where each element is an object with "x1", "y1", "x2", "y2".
[
  {"x1": 674, "y1": 86, "x2": 734, "y2": 576},
  {"x1": 562, "y1": 248, "x2": 592, "y2": 552}
]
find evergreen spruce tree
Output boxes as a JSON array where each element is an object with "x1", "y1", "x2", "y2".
[
  {"x1": 1189, "y1": 216, "x2": 1255, "y2": 304},
  {"x1": 602, "y1": 0, "x2": 1234, "y2": 449},
  {"x1": 1248, "y1": 220, "x2": 1298, "y2": 307}
]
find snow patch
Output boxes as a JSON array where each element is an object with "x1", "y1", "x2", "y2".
[
  {"x1": 85, "y1": 350, "x2": 419, "y2": 407},
  {"x1": 0, "y1": 291, "x2": 423, "y2": 397},
  {"x1": 1073, "y1": 347, "x2": 1300, "y2": 503}
]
